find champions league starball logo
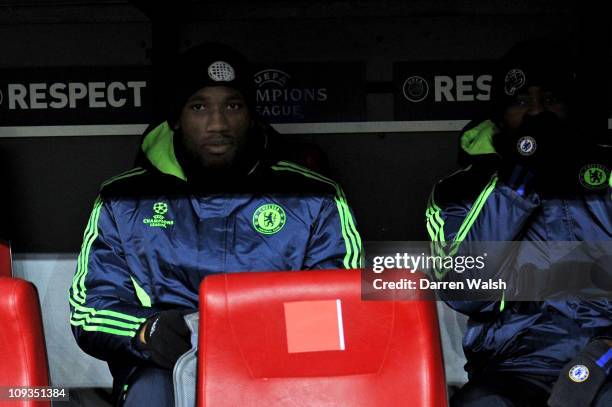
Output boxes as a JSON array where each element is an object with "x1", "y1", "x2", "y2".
[
  {"x1": 504, "y1": 68, "x2": 526, "y2": 96},
  {"x1": 153, "y1": 202, "x2": 168, "y2": 215},
  {"x1": 143, "y1": 202, "x2": 174, "y2": 229},
  {"x1": 402, "y1": 75, "x2": 429, "y2": 102}
]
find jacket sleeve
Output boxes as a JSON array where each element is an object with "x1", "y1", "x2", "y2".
[
  {"x1": 68, "y1": 195, "x2": 162, "y2": 363},
  {"x1": 425, "y1": 168, "x2": 540, "y2": 316},
  {"x1": 302, "y1": 190, "x2": 363, "y2": 270}
]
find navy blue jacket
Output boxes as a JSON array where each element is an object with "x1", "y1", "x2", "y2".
[
  {"x1": 427, "y1": 120, "x2": 612, "y2": 376},
  {"x1": 69, "y1": 121, "x2": 362, "y2": 380}
]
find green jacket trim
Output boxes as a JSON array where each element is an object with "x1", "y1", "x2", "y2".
[
  {"x1": 460, "y1": 119, "x2": 498, "y2": 156},
  {"x1": 141, "y1": 121, "x2": 187, "y2": 181}
]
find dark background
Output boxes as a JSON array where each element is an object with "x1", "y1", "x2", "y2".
[{"x1": 0, "y1": 0, "x2": 609, "y2": 252}]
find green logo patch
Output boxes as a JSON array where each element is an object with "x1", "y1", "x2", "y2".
[
  {"x1": 579, "y1": 164, "x2": 609, "y2": 190},
  {"x1": 252, "y1": 203, "x2": 286, "y2": 235},
  {"x1": 143, "y1": 201, "x2": 174, "y2": 228},
  {"x1": 153, "y1": 202, "x2": 168, "y2": 215}
]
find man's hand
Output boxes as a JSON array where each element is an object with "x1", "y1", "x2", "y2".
[
  {"x1": 548, "y1": 339, "x2": 612, "y2": 407},
  {"x1": 137, "y1": 310, "x2": 192, "y2": 370}
]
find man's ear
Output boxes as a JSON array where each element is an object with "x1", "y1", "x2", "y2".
[{"x1": 173, "y1": 120, "x2": 180, "y2": 130}]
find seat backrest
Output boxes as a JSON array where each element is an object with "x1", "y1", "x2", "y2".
[
  {"x1": 198, "y1": 269, "x2": 447, "y2": 407},
  {"x1": 0, "y1": 240, "x2": 12, "y2": 278},
  {"x1": 0, "y1": 277, "x2": 50, "y2": 407}
]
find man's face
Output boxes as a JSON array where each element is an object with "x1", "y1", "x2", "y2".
[
  {"x1": 501, "y1": 85, "x2": 568, "y2": 130},
  {"x1": 177, "y1": 86, "x2": 251, "y2": 169}
]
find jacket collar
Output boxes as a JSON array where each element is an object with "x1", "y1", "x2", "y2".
[
  {"x1": 141, "y1": 121, "x2": 187, "y2": 181},
  {"x1": 460, "y1": 119, "x2": 499, "y2": 157},
  {"x1": 140, "y1": 121, "x2": 270, "y2": 181}
]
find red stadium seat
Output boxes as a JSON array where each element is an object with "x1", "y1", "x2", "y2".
[
  {"x1": 0, "y1": 277, "x2": 50, "y2": 407},
  {"x1": 198, "y1": 269, "x2": 447, "y2": 407},
  {"x1": 0, "y1": 240, "x2": 12, "y2": 277}
]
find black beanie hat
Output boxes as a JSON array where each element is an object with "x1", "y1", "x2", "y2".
[
  {"x1": 167, "y1": 42, "x2": 255, "y2": 126},
  {"x1": 491, "y1": 39, "x2": 577, "y2": 117}
]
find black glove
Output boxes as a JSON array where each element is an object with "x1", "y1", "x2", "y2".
[
  {"x1": 548, "y1": 339, "x2": 612, "y2": 407},
  {"x1": 497, "y1": 161, "x2": 536, "y2": 197},
  {"x1": 495, "y1": 112, "x2": 580, "y2": 196},
  {"x1": 137, "y1": 309, "x2": 192, "y2": 370}
]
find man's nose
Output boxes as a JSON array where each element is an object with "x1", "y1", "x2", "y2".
[{"x1": 207, "y1": 109, "x2": 229, "y2": 131}]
